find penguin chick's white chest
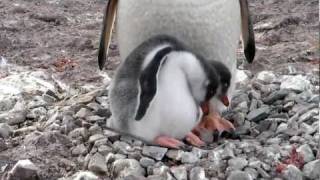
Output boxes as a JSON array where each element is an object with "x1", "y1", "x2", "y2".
[{"x1": 129, "y1": 51, "x2": 207, "y2": 142}]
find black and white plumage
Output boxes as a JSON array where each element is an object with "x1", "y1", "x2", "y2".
[
  {"x1": 108, "y1": 35, "x2": 229, "y2": 143},
  {"x1": 98, "y1": 0, "x2": 255, "y2": 114}
]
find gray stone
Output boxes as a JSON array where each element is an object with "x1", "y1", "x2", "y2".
[
  {"x1": 192, "y1": 147, "x2": 208, "y2": 159},
  {"x1": 70, "y1": 171, "x2": 99, "y2": 180},
  {"x1": 228, "y1": 157, "x2": 248, "y2": 170},
  {"x1": 85, "y1": 115, "x2": 105, "y2": 123},
  {"x1": 276, "y1": 123, "x2": 288, "y2": 134},
  {"x1": 142, "y1": 146, "x2": 168, "y2": 161},
  {"x1": 280, "y1": 75, "x2": 311, "y2": 92},
  {"x1": 299, "y1": 109, "x2": 318, "y2": 123},
  {"x1": 283, "y1": 165, "x2": 303, "y2": 180},
  {"x1": 113, "y1": 141, "x2": 132, "y2": 154},
  {"x1": 171, "y1": 166, "x2": 187, "y2": 180},
  {"x1": 112, "y1": 159, "x2": 145, "y2": 179},
  {"x1": 152, "y1": 165, "x2": 170, "y2": 175},
  {"x1": 72, "y1": 144, "x2": 88, "y2": 156},
  {"x1": 98, "y1": 145, "x2": 112, "y2": 156},
  {"x1": 68, "y1": 127, "x2": 89, "y2": 140},
  {"x1": 28, "y1": 107, "x2": 47, "y2": 119},
  {"x1": 180, "y1": 152, "x2": 199, "y2": 164},
  {"x1": 0, "y1": 123, "x2": 12, "y2": 138},
  {"x1": 139, "y1": 157, "x2": 156, "y2": 168},
  {"x1": 262, "y1": 89, "x2": 289, "y2": 104},
  {"x1": 106, "y1": 153, "x2": 126, "y2": 164},
  {"x1": 303, "y1": 159, "x2": 320, "y2": 179},
  {"x1": 6, "y1": 159, "x2": 39, "y2": 180},
  {"x1": 88, "y1": 134, "x2": 105, "y2": 143},
  {"x1": 244, "y1": 167, "x2": 258, "y2": 179},
  {"x1": 247, "y1": 107, "x2": 271, "y2": 122},
  {"x1": 0, "y1": 98, "x2": 16, "y2": 111},
  {"x1": 75, "y1": 108, "x2": 92, "y2": 119},
  {"x1": 0, "y1": 110, "x2": 27, "y2": 125},
  {"x1": 189, "y1": 167, "x2": 208, "y2": 180},
  {"x1": 227, "y1": 170, "x2": 252, "y2": 180},
  {"x1": 256, "y1": 71, "x2": 276, "y2": 84},
  {"x1": 88, "y1": 153, "x2": 107, "y2": 173},
  {"x1": 0, "y1": 138, "x2": 7, "y2": 152},
  {"x1": 166, "y1": 150, "x2": 183, "y2": 161}
]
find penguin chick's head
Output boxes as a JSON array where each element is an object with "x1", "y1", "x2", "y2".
[{"x1": 209, "y1": 61, "x2": 232, "y2": 107}]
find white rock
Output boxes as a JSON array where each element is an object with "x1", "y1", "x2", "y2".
[
  {"x1": 256, "y1": 71, "x2": 276, "y2": 83},
  {"x1": 88, "y1": 153, "x2": 107, "y2": 173},
  {"x1": 236, "y1": 70, "x2": 249, "y2": 83},
  {"x1": 112, "y1": 159, "x2": 145, "y2": 179},
  {"x1": 171, "y1": 166, "x2": 187, "y2": 180},
  {"x1": 280, "y1": 75, "x2": 311, "y2": 92},
  {"x1": 189, "y1": 167, "x2": 208, "y2": 180},
  {"x1": 7, "y1": 159, "x2": 39, "y2": 180},
  {"x1": 72, "y1": 171, "x2": 99, "y2": 180},
  {"x1": 303, "y1": 159, "x2": 320, "y2": 179},
  {"x1": 0, "y1": 123, "x2": 12, "y2": 138},
  {"x1": 283, "y1": 165, "x2": 303, "y2": 180}
]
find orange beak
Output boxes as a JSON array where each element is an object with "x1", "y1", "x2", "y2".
[{"x1": 220, "y1": 95, "x2": 230, "y2": 107}]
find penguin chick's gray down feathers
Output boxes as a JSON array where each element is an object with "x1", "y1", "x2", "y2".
[{"x1": 108, "y1": 35, "x2": 227, "y2": 143}]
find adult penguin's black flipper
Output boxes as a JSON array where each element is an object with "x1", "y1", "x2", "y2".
[
  {"x1": 239, "y1": 0, "x2": 256, "y2": 63},
  {"x1": 98, "y1": 0, "x2": 118, "y2": 70}
]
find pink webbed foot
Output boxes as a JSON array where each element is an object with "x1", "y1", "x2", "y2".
[
  {"x1": 154, "y1": 136, "x2": 185, "y2": 149},
  {"x1": 184, "y1": 132, "x2": 205, "y2": 147}
]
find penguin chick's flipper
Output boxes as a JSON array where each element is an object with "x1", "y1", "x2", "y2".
[
  {"x1": 154, "y1": 136, "x2": 186, "y2": 149},
  {"x1": 135, "y1": 47, "x2": 172, "y2": 121},
  {"x1": 98, "y1": 0, "x2": 118, "y2": 70},
  {"x1": 239, "y1": 0, "x2": 256, "y2": 63}
]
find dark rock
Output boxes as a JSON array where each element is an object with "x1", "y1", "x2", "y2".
[
  {"x1": 262, "y1": 89, "x2": 289, "y2": 104},
  {"x1": 247, "y1": 107, "x2": 271, "y2": 122}
]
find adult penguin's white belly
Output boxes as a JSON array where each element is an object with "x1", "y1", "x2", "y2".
[
  {"x1": 116, "y1": 0, "x2": 241, "y2": 100},
  {"x1": 117, "y1": 0, "x2": 240, "y2": 67}
]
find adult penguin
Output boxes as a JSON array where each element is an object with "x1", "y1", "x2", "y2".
[{"x1": 98, "y1": 0, "x2": 256, "y2": 134}]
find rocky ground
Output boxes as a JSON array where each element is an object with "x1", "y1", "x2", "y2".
[{"x1": 0, "y1": 0, "x2": 319, "y2": 180}]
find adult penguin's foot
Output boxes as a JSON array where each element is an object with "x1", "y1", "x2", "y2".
[
  {"x1": 184, "y1": 132, "x2": 205, "y2": 147},
  {"x1": 154, "y1": 136, "x2": 186, "y2": 149}
]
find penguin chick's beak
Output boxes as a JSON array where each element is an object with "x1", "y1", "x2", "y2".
[{"x1": 219, "y1": 95, "x2": 230, "y2": 107}]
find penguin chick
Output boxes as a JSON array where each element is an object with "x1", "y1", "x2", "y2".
[{"x1": 108, "y1": 35, "x2": 223, "y2": 149}]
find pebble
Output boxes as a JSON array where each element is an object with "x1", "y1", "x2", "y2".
[
  {"x1": 0, "y1": 110, "x2": 27, "y2": 125},
  {"x1": 0, "y1": 138, "x2": 7, "y2": 152},
  {"x1": 88, "y1": 153, "x2": 107, "y2": 173},
  {"x1": 75, "y1": 108, "x2": 92, "y2": 119},
  {"x1": 112, "y1": 159, "x2": 145, "y2": 179},
  {"x1": 166, "y1": 150, "x2": 183, "y2": 161},
  {"x1": 244, "y1": 167, "x2": 258, "y2": 179},
  {"x1": 247, "y1": 107, "x2": 271, "y2": 122},
  {"x1": 139, "y1": 157, "x2": 156, "y2": 168},
  {"x1": 5, "y1": 159, "x2": 39, "y2": 180},
  {"x1": 70, "y1": 171, "x2": 99, "y2": 180},
  {"x1": 0, "y1": 123, "x2": 12, "y2": 138},
  {"x1": 170, "y1": 166, "x2": 188, "y2": 180},
  {"x1": 68, "y1": 127, "x2": 89, "y2": 140},
  {"x1": 303, "y1": 159, "x2": 320, "y2": 179},
  {"x1": 72, "y1": 144, "x2": 88, "y2": 156},
  {"x1": 228, "y1": 157, "x2": 248, "y2": 170},
  {"x1": 189, "y1": 167, "x2": 208, "y2": 180},
  {"x1": 299, "y1": 109, "x2": 318, "y2": 122},
  {"x1": 142, "y1": 146, "x2": 168, "y2": 161},
  {"x1": 227, "y1": 170, "x2": 252, "y2": 180},
  {"x1": 276, "y1": 123, "x2": 288, "y2": 134},
  {"x1": 283, "y1": 165, "x2": 303, "y2": 180},
  {"x1": 262, "y1": 89, "x2": 289, "y2": 104},
  {"x1": 180, "y1": 152, "x2": 199, "y2": 164},
  {"x1": 280, "y1": 75, "x2": 311, "y2": 92},
  {"x1": 256, "y1": 71, "x2": 276, "y2": 83},
  {"x1": 88, "y1": 134, "x2": 105, "y2": 143},
  {"x1": 113, "y1": 141, "x2": 132, "y2": 154}
]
